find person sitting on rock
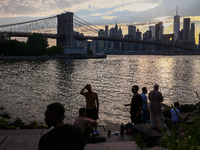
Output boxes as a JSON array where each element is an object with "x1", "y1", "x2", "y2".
[
  {"x1": 74, "y1": 108, "x2": 97, "y2": 140},
  {"x1": 170, "y1": 102, "x2": 180, "y2": 126}
]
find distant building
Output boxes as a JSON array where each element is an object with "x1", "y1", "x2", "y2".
[
  {"x1": 105, "y1": 25, "x2": 109, "y2": 38},
  {"x1": 149, "y1": 26, "x2": 155, "y2": 40},
  {"x1": 97, "y1": 29, "x2": 105, "y2": 53},
  {"x1": 136, "y1": 29, "x2": 142, "y2": 40},
  {"x1": 135, "y1": 29, "x2": 142, "y2": 51},
  {"x1": 155, "y1": 22, "x2": 164, "y2": 42},
  {"x1": 128, "y1": 25, "x2": 136, "y2": 38},
  {"x1": 199, "y1": 34, "x2": 200, "y2": 49},
  {"x1": 127, "y1": 25, "x2": 136, "y2": 51},
  {"x1": 178, "y1": 29, "x2": 184, "y2": 41},
  {"x1": 109, "y1": 28, "x2": 115, "y2": 49},
  {"x1": 105, "y1": 25, "x2": 109, "y2": 50},
  {"x1": 190, "y1": 23, "x2": 195, "y2": 44},
  {"x1": 183, "y1": 18, "x2": 190, "y2": 42},
  {"x1": 174, "y1": 7, "x2": 180, "y2": 42},
  {"x1": 143, "y1": 30, "x2": 152, "y2": 41}
]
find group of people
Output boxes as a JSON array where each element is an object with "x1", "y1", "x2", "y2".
[
  {"x1": 38, "y1": 83, "x2": 181, "y2": 150},
  {"x1": 125, "y1": 84, "x2": 165, "y2": 129},
  {"x1": 125, "y1": 84, "x2": 181, "y2": 130}
]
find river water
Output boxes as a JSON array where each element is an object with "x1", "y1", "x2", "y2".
[{"x1": 0, "y1": 55, "x2": 200, "y2": 125}]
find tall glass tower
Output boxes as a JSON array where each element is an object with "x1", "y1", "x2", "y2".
[{"x1": 173, "y1": 7, "x2": 180, "y2": 42}]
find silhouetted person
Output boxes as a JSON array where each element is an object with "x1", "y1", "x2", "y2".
[
  {"x1": 125, "y1": 85, "x2": 143, "y2": 124},
  {"x1": 141, "y1": 87, "x2": 150, "y2": 123},
  {"x1": 170, "y1": 102, "x2": 180, "y2": 125},
  {"x1": 149, "y1": 84, "x2": 166, "y2": 129},
  {"x1": 38, "y1": 103, "x2": 85, "y2": 150},
  {"x1": 80, "y1": 84, "x2": 99, "y2": 129}
]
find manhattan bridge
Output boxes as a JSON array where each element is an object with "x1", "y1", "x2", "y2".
[{"x1": 0, "y1": 12, "x2": 198, "y2": 51}]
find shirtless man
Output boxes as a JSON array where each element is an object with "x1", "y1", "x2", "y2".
[
  {"x1": 74, "y1": 108, "x2": 97, "y2": 139},
  {"x1": 80, "y1": 84, "x2": 99, "y2": 124}
]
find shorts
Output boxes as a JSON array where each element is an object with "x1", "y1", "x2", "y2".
[{"x1": 86, "y1": 108, "x2": 99, "y2": 120}]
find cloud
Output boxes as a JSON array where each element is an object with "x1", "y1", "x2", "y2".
[
  {"x1": 102, "y1": 16, "x2": 117, "y2": 20},
  {"x1": 183, "y1": 16, "x2": 200, "y2": 22},
  {"x1": 112, "y1": 2, "x2": 161, "y2": 13},
  {"x1": 0, "y1": 0, "x2": 163, "y2": 18},
  {"x1": 91, "y1": 13, "x2": 105, "y2": 17}
]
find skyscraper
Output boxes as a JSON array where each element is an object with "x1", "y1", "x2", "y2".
[
  {"x1": 183, "y1": 18, "x2": 190, "y2": 42},
  {"x1": 199, "y1": 34, "x2": 200, "y2": 49},
  {"x1": 98, "y1": 29, "x2": 105, "y2": 53},
  {"x1": 128, "y1": 25, "x2": 136, "y2": 38},
  {"x1": 149, "y1": 26, "x2": 155, "y2": 40},
  {"x1": 155, "y1": 22, "x2": 164, "y2": 41},
  {"x1": 174, "y1": 7, "x2": 180, "y2": 42},
  {"x1": 105, "y1": 25, "x2": 109, "y2": 50},
  {"x1": 128, "y1": 25, "x2": 136, "y2": 51},
  {"x1": 190, "y1": 23, "x2": 195, "y2": 43},
  {"x1": 105, "y1": 25, "x2": 108, "y2": 38}
]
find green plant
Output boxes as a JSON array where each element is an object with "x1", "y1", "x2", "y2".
[
  {"x1": 134, "y1": 133, "x2": 147, "y2": 149},
  {"x1": 161, "y1": 116, "x2": 200, "y2": 150}
]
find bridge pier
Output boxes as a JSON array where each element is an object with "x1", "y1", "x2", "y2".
[{"x1": 57, "y1": 12, "x2": 74, "y2": 47}]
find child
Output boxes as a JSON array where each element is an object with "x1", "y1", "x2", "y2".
[{"x1": 170, "y1": 102, "x2": 180, "y2": 125}]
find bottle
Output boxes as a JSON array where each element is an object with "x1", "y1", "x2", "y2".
[
  {"x1": 120, "y1": 123, "x2": 124, "y2": 135},
  {"x1": 107, "y1": 129, "x2": 111, "y2": 136}
]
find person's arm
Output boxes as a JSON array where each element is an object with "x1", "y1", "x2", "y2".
[
  {"x1": 96, "y1": 93, "x2": 99, "y2": 110},
  {"x1": 159, "y1": 92, "x2": 163, "y2": 102},
  {"x1": 148, "y1": 92, "x2": 152, "y2": 101},
  {"x1": 84, "y1": 117, "x2": 97, "y2": 126},
  {"x1": 80, "y1": 86, "x2": 86, "y2": 95},
  {"x1": 124, "y1": 103, "x2": 131, "y2": 107}
]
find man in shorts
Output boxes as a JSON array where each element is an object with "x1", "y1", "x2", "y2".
[{"x1": 80, "y1": 84, "x2": 99, "y2": 129}]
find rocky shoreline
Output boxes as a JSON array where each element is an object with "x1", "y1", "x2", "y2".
[
  {"x1": 0, "y1": 107, "x2": 47, "y2": 130},
  {"x1": 1, "y1": 102, "x2": 199, "y2": 130}
]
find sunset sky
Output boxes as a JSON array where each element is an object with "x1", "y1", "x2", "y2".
[{"x1": 0, "y1": 0, "x2": 200, "y2": 44}]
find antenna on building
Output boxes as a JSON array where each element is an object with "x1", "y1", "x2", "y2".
[{"x1": 176, "y1": 6, "x2": 178, "y2": 15}]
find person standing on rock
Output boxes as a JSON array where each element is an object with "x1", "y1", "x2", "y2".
[
  {"x1": 148, "y1": 84, "x2": 166, "y2": 129},
  {"x1": 141, "y1": 87, "x2": 150, "y2": 123},
  {"x1": 80, "y1": 84, "x2": 99, "y2": 129},
  {"x1": 125, "y1": 85, "x2": 143, "y2": 124}
]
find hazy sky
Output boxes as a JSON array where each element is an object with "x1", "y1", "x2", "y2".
[{"x1": 0, "y1": 0, "x2": 200, "y2": 43}]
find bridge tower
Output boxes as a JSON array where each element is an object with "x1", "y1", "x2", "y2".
[{"x1": 57, "y1": 12, "x2": 74, "y2": 47}]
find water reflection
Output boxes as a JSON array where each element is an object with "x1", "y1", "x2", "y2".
[{"x1": 0, "y1": 55, "x2": 200, "y2": 125}]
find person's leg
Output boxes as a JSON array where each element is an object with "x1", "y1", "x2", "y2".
[
  {"x1": 157, "y1": 113, "x2": 166, "y2": 129},
  {"x1": 141, "y1": 109, "x2": 148, "y2": 123},
  {"x1": 150, "y1": 112, "x2": 157, "y2": 128}
]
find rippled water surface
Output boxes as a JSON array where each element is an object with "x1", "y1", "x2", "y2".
[{"x1": 1, "y1": 55, "x2": 200, "y2": 125}]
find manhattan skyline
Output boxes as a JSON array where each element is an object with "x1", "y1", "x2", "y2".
[{"x1": 0, "y1": 0, "x2": 200, "y2": 44}]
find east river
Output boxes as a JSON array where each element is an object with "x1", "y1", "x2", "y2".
[{"x1": 0, "y1": 55, "x2": 200, "y2": 125}]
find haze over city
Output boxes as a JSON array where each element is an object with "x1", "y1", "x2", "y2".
[{"x1": 0, "y1": 0, "x2": 200, "y2": 44}]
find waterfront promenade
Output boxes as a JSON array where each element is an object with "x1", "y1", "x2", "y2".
[{"x1": 0, "y1": 124, "x2": 167, "y2": 150}]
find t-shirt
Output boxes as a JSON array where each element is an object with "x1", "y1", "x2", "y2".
[
  {"x1": 141, "y1": 93, "x2": 147, "y2": 110},
  {"x1": 39, "y1": 124, "x2": 86, "y2": 150},
  {"x1": 170, "y1": 108, "x2": 180, "y2": 123},
  {"x1": 130, "y1": 94, "x2": 143, "y2": 114}
]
